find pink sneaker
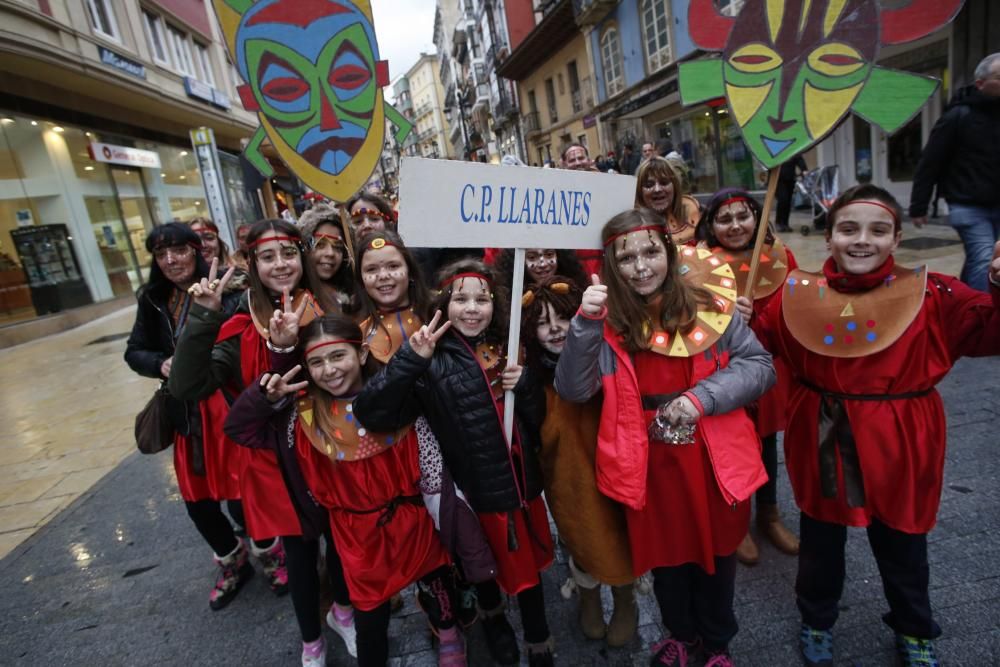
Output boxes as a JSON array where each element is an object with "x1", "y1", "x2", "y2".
[
  {"x1": 650, "y1": 637, "x2": 695, "y2": 667},
  {"x1": 251, "y1": 538, "x2": 288, "y2": 596}
]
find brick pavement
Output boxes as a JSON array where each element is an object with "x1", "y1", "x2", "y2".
[{"x1": 1, "y1": 354, "x2": 998, "y2": 665}]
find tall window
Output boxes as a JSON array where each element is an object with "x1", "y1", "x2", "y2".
[
  {"x1": 544, "y1": 78, "x2": 557, "y2": 124},
  {"x1": 641, "y1": 0, "x2": 672, "y2": 73},
  {"x1": 167, "y1": 25, "x2": 196, "y2": 77},
  {"x1": 568, "y1": 61, "x2": 582, "y2": 113},
  {"x1": 142, "y1": 11, "x2": 169, "y2": 66},
  {"x1": 195, "y1": 43, "x2": 215, "y2": 86},
  {"x1": 600, "y1": 27, "x2": 624, "y2": 97},
  {"x1": 85, "y1": 0, "x2": 120, "y2": 42}
]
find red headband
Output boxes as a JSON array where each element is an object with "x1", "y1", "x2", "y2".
[
  {"x1": 366, "y1": 237, "x2": 395, "y2": 251},
  {"x1": 250, "y1": 235, "x2": 297, "y2": 248},
  {"x1": 852, "y1": 200, "x2": 900, "y2": 224},
  {"x1": 439, "y1": 272, "x2": 492, "y2": 289},
  {"x1": 716, "y1": 196, "x2": 749, "y2": 210},
  {"x1": 603, "y1": 224, "x2": 666, "y2": 247},
  {"x1": 304, "y1": 339, "x2": 363, "y2": 356},
  {"x1": 351, "y1": 207, "x2": 393, "y2": 223}
]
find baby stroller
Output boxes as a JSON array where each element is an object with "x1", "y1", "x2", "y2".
[{"x1": 794, "y1": 165, "x2": 839, "y2": 235}]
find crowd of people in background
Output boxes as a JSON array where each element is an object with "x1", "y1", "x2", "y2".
[{"x1": 121, "y1": 53, "x2": 1000, "y2": 667}]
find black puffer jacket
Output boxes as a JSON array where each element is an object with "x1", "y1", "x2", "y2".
[
  {"x1": 125, "y1": 284, "x2": 241, "y2": 434},
  {"x1": 353, "y1": 331, "x2": 545, "y2": 513},
  {"x1": 910, "y1": 86, "x2": 1000, "y2": 217}
]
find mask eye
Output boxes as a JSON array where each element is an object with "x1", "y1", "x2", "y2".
[
  {"x1": 258, "y1": 52, "x2": 311, "y2": 113},
  {"x1": 808, "y1": 43, "x2": 866, "y2": 77},
  {"x1": 728, "y1": 44, "x2": 783, "y2": 73},
  {"x1": 328, "y1": 41, "x2": 371, "y2": 101}
]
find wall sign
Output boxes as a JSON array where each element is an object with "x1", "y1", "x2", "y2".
[
  {"x1": 88, "y1": 142, "x2": 162, "y2": 169},
  {"x1": 190, "y1": 127, "x2": 234, "y2": 249},
  {"x1": 98, "y1": 46, "x2": 146, "y2": 80}
]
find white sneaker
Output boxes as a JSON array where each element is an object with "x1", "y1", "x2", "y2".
[
  {"x1": 301, "y1": 638, "x2": 326, "y2": 667},
  {"x1": 326, "y1": 607, "x2": 358, "y2": 658}
]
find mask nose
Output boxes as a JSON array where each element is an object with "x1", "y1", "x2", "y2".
[{"x1": 320, "y1": 93, "x2": 341, "y2": 131}]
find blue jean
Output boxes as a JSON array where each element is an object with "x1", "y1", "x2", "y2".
[{"x1": 948, "y1": 203, "x2": 1000, "y2": 292}]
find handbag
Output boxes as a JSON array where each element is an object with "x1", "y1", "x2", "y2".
[{"x1": 134, "y1": 384, "x2": 176, "y2": 454}]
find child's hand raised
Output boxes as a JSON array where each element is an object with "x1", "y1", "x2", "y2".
[
  {"x1": 501, "y1": 364, "x2": 522, "y2": 391},
  {"x1": 269, "y1": 287, "x2": 307, "y2": 348},
  {"x1": 187, "y1": 257, "x2": 236, "y2": 312},
  {"x1": 259, "y1": 365, "x2": 308, "y2": 403},
  {"x1": 410, "y1": 310, "x2": 452, "y2": 359},
  {"x1": 581, "y1": 274, "x2": 608, "y2": 316}
]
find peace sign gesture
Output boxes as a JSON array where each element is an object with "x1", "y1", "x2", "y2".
[
  {"x1": 409, "y1": 310, "x2": 452, "y2": 359},
  {"x1": 259, "y1": 365, "x2": 309, "y2": 403},
  {"x1": 269, "y1": 287, "x2": 308, "y2": 347},
  {"x1": 188, "y1": 258, "x2": 236, "y2": 311}
]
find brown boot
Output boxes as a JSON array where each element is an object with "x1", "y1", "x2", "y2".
[
  {"x1": 735, "y1": 531, "x2": 759, "y2": 565},
  {"x1": 577, "y1": 583, "x2": 606, "y2": 639},
  {"x1": 606, "y1": 584, "x2": 637, "y2": 647},
  {"x1": 757, "y1": 503, "x2": 800, "y2": 555}
]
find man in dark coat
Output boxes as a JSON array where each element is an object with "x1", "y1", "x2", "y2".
[{"x1": 909, "y1": 53, "x2": 1000, "y2": 291}]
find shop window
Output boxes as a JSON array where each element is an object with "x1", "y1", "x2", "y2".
[
  {"x1": 600, "y1": 27, "x2": 625, "y2": 98},
  {"x1": 195, "y1": 43, "x2": 216, "y2": 87},
  {"x1": 640, "y1": 0, "x2": 672, "y2": 73},
  {"x1": 169, "y1": 197, "x2": 208, "y2": 221},
  {"x1": 85, "y1": 0, "x2": 120, "y2": 42},
  {"x1": 142, "y1": 11, "x2": 170, "y2": 67},
  {"x1": 159, "y1": 145, "x2": 200, "y2": 186},
  {"x1": 167, "y1": 25, "x2": 196, "y2": 78}
]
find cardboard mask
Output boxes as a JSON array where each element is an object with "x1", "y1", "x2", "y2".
[
  {"x1": 679, "y1": 0, "x2": 964, "y2": 169},
  {"x1": 213, "y1": 0, "x2": 413, "y2": 200}
]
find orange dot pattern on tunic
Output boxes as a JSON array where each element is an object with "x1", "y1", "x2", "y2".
[
  {"x1": 362, "y1": 308, "x2": 422, "y2": 363},
  {"x1": 297, "y1": 396, "x2": 411, "y2": 463}
]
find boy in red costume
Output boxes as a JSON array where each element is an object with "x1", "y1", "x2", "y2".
[{"x1": 754, "y1": 184, "x2": 1000, "y2": 667}]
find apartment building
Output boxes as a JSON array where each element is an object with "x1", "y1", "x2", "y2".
[{"x1": 0, "y1": 0, "x2": 257, "y2": 326}]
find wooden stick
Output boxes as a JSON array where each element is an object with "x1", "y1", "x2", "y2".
[
  {"x1": 338, "y1": 206, "x2": 357, "y2": 270},
  {"x1": 503, "y1": 247, "x2": 526, "y2": 446},
  {"x1": 743, "y1": 167, "x2": 781, "y2": 299}
]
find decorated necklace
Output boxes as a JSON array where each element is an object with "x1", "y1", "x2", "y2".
[
  {"x1": 362, "y1": 307, "x2": 422, "y2": 363},
  {"x1": 297, "y1": 394, "x2": 410, "y2": 462}
]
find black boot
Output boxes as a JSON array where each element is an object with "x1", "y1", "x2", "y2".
[{"x1": 480, "y1": 604, "x2": 520, "y2": 664}]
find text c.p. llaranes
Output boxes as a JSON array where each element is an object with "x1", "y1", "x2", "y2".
[{"x1": 460, "y1": 184, "x2": 592, "y2": 226}]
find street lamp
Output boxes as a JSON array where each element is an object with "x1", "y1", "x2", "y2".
[{"x1": 445, "y1": 90, "x2": 471, "y2": 160}]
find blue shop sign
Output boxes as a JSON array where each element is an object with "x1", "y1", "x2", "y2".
[
  {"x1": 185, "y1": 77, "x2": 232, "y2": 110},
  {"x1": 99, "y1": 46, "x2": 146, "y2": 80}
]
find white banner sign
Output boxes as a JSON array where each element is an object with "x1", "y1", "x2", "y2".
[
  {"x1": 88, "y1": 142, "x2": 161, "y2": 169},
  {"x1": 398, "y1": 157, "x2": 636, "y2": 249}
]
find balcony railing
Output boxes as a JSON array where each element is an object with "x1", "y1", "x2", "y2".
[{"x1": 523, "y1": 111, "x2": 541, "y2": 134}]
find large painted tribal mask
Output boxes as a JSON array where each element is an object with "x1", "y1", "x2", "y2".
[
  {"x1": 213, "y1": 0, "x2": 412, "y2": 200},
  {"x1": 679, "y1": 0, "x2": 964, "y2": 169}
]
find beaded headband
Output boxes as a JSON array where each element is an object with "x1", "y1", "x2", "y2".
[
  {"x1": 351, "y1": 207, "x2": 393, "y2": 223},
  {"x1": 366, "y1": 237, "x2": 395, "y2": 251},
  {"x1": 603, "y1": 224, "x2": 666, "y2": 247},
  {"x1": 715, "y1": 196, "x2": 750, "y2": 211},
  {"x1": 304, "y1": 339, "x2": 363, "y2": 356},
  {"x1": 439, "y1": 272, "x2": 493, "y2": 290}
]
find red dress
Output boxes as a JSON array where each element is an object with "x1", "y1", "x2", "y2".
[
  {"x1": 172, "y1": 390, "x2": 240, "y2": 502},
  {"x1": 759, "y1": 270, "x2": 1000, "y2": 533},
  {"x1": 296, "y1": 428, "x2": 450, "y2": 611},
  {"x1": 629, "y1": 350, "x2": 750, "y2": 574}
]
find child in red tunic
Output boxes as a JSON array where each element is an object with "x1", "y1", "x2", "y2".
[
  {"x1": 556, "y1": 208, "x2": 775, "y2": 667},
  {"x1": 227, "y1": 314, "x2": 463, "y2": 667},
  {"x1": 354, "y1": 259, "x2": 556, "y2": 667},
  {"x1": 752, "y1": 184, "x2": 1000, "y2": 667},
  {"x1": 696, "y1": 188, "x2": 801, "y2": 564}
]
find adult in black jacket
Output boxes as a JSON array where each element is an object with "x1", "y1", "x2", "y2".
[
  {"x1": 353, "y1": 260, "x2": 555, "y2": 667},
  {"x1": 909, "y1": 53, "x2": 1000, "y2": 291},
  {"x1": 124, "y1": 223, "x2": 249, "y2": 611}
]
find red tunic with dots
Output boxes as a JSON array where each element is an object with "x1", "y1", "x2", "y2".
[
  {"x1": 755, "y1": 261, "x2": 1000, "y2": 533},
  {"x1": 296, "y1": 417, "x2": 450, "y2": 612}
]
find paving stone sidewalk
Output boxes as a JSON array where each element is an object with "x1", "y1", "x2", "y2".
[{"x1": 2, "y1": 359, "x2": 999, "y2": 666}]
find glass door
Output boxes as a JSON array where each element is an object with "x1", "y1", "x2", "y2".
[{"x1": 88, "y1": 166, "x2": 158, "y2": 295}]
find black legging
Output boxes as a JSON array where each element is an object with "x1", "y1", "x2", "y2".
[
  {"x1": 185, "y1": 499, "x2": 240, "y2": 556},
  {"x1": 755, "y1": 433, "x2": 779, "y2": 506},
  {"x1": 476, "y1": 578, "x2": 550, "y2": 644},
  {"x1": 284, "y1": 533, "x2": 352, "y2": 642}
]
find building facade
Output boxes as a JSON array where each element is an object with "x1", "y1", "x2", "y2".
[
  {"x1": 0, "y1": 0, "x2": 258, "y2": 325},
  {"x1": 406, "y1": 53, "x2": 451, "y2": 160}
]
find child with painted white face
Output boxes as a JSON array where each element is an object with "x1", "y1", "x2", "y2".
[
  {"x1": 696, "y1": 188, "x2": 801, "y2": 565},
  {"x1": 494, "y1": 247, "x2": 589, "y2": 297},
  {"x1": 557, "y1": 207, "x2": 775, "y2": 666},
  {"x1": 750, "y1": 184, "x2": 1000, "y2": 667},
  {"x1": 520, "y1": 276, "x2": 639, "y2": 646},
  {"x1": 353, "y1": 259, "x2": 557, "y2": 666},
  {"x1": 224, "y1": 313, "x2": 464, "y2": 667}
]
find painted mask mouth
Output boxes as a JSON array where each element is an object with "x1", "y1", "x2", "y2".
[{"x1": 301, "y1": 135, "x2": 365, "y2": 171}]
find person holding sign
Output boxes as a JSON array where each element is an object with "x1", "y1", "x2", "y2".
[
  {"x1": 751, "y1": 184, "x2": 1000, "y2": 667},
  {"x1": 520, "y1": 277, "x2": 637, "y2": 647},
  {"x1": 555, "y1": 208, "x2": 774, "y2": 667},
  {"x1": 225, "y1": 313, "x2": 464, "y2": 667},
  {"x1": 353, "y1": 260, "x2": 555, "y2": 667},
  {"x1": 694, "y1": 189, "x2": 800, "y2": 565},
  {"x1": 634, "y1": 157, "x2": 701, "y2": 245}
]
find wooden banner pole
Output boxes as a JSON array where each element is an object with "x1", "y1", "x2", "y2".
[
  {"x1": 503, "y1": 248, "x2": 526, "y2": 445},
  {"x1": 744, "y1": 167, "x2": 781, "y2": 299}
]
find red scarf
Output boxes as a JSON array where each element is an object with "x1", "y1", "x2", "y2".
[{"x1": 823, "y1": 255, "x2": 895, "y2": 293}]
